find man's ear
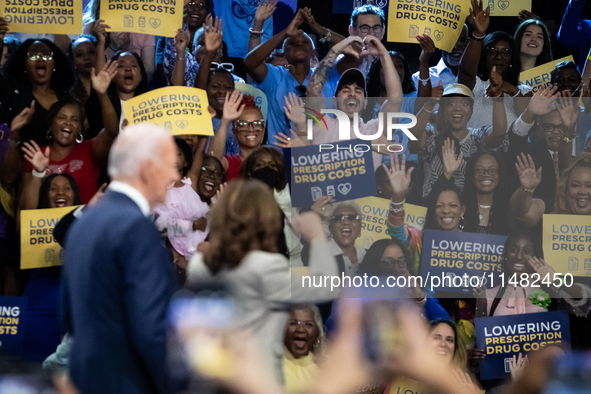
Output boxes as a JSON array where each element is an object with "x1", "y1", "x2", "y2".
[{"x1": 348, "y1": 25, "x2": 355, "y2": 37}]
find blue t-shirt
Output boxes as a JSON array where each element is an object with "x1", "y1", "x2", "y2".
[
  {"x1": 212, "y1": 0, "x2": 273, "y2": 58},
  {"x1": 212, "y1": 117, "x2": 240, "y2": 156}
]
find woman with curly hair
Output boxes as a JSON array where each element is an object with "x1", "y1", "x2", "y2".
[
  {"x1": 0, "y1": 39, "x2": 75, "y2": 145},
  {"x1": 187, "y1": 180, "x2": 338, "y2": 384}
]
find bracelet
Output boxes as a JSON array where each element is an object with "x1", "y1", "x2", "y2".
[
  {"x1": 418, "y1": 76, "x2": 431, "y2": 86},
  {"x1": 472, "y1": 32, "x2": 486, "y2": 41},
  {"x1": 32, "y1": 168, "x2": 48, "y2": 178},
  {"x1": 319, "y1": 29, "x2": 332, "y2": 44},
  {"x1": 390, "y1": 206, "x2": 405, "y2": 214},
  {"x1": 423, "y1": 106, "x2": 433, "y2": 113},
  {"x1": 522, "y1": 186, "x2": 535, "y2": 193},
  {"x1": 390, "y1": 199, "x2": 406, "y2": 206},
  {"x1": 249, "y1": 27, "x2": 264, "y2": 38}
]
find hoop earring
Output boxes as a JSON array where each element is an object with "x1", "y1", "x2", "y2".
[
  {"x1": 459, "y1": 216, "x2": 465, "y2": 231},
  {"x1": 76, "y1": 134, "x2": 84, "y2": 143},
  {"x1": 46, "y1": 130, "x2": 52, "y2": 140}
]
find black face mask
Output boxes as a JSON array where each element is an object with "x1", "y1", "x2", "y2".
[{"x1": 252, "y1": 166, "x2": 278, "y2": 189}]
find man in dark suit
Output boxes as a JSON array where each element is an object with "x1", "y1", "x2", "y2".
[{"x1": 61, "y1": 124, "x2": 179, "y2": 394}]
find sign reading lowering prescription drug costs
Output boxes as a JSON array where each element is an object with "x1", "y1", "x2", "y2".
[
  {"x1": 100, "y1": 0, "x2": 182, "y2": 37},
  {"x1": 288, "y1": 139, "x2": 376, "y2": 208},
  {"x1": 387, "y1": 0, "x2": 471, "y2": 52},
  {"x1": 520, "y1": 56, "x2": 574, "y2": 94},
  {"x1": 421, "y1": 229, "x2": 506, "y2": 293},
  {"x1": 475, "y1": 311, "x2": 570, "y2": 380},
  {"x1": 0, "y1": 0, "x2": 83, "y2": 34},
  {"x1": 122, "y1": 87, "x2": 214, "y2": 136},
  {"x1": 543, "y1": 214, "x2": 591, "y2": 276},
  {"x1": 0, "y1": 296, "x2": 28, "y2": 357},
  {"x1": 487, "y1": 0, "x2": 531, "y2": 17}
]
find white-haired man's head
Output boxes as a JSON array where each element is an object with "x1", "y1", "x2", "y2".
[{"x1": 108, "y1": 123, "x2": 179, "y2": 207}]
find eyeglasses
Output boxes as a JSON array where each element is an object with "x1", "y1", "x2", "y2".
[
  {"x1": 474, "y1": 167, "x2": 499, "y2": 176},
  {"x1": 380, "y1": 257, "x2": 407, "y2": 269},
  {"x1": 201, "y1": 167, "x2": 224, "y2": 180},
  {"x1": 358, "y1": 24, "x2": 384, "y2": 35},
  {"x1": 288, "y1": 320, "x2": 316, "y2": 330},
  {"x1": 541, "y1": 123, "x2": 564, "y2": 133},
  {"x1": 330, "y1": 214, "x2": 361, "y2": 223},
  {"x1": 186, "y1": 1, "x2": 205, "y2": 9},
  {"x1": 234, "y1": 120, "x2": 265, "y2": 131},
  {"x1": 210, "y1": 62, "x2": 234, "y2": 74},
  {"x1": 27, "y1": 52, "x2": 53, "y2": 61},
  {"x1": 486, "y1": 47, "x2": 512, "y2": 57}
]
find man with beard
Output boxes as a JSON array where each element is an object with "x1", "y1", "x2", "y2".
[{"x1": 411, "y1": 24, "x2": 469, "y2": 91}]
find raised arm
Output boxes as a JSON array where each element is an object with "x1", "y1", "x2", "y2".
[
  {"x1": 458, "y1": 0, "x2": 490, "y2": 89},
  {"x1": 557, "y1": 0, "x2": 585, "y2": 52},
  {"x1": 92, "y1": 19, "x2": 109, "y2": 72},
  {"x1": 0, "y1": 102, "x2": 34, "y2": 186},
  {"x1": 484, "y1": 96, "x2": 509, "y2": 148},
  {"x1": 416, "y1": 34, "x2": 436, "y2": 98},
  {"x1": 209, "y1": 91, "x2": 244, "y2": 170},
  {"x1": 171, "y1": 29, "x2": 190, "y2": 87},
  {"x1": 186, "y1": 136, "x2": 209, "y2": 189},
  {"x1": 244, "y1": 9, "x2": 305, "y2": 84},
  {"x1": 441, "y1": 138, "x2": 463, "y2": 180},
  {"x1": 91, "y1": 60, "x2": 120, "y2": 165},
  {"x1": 385, "y1": 154, "x2": 414, "y2": 228},
  {"x1": 306, "y1": 36, "x2": 363, "y2": 98},
  {"x1": 555, "y1": 91, "x2": 578, "y2": 169},
  {"x1": 195, "y1": 15, "x2": 223, "y2": 89},
  {"x1": 19, "y1": 141, "x2": 50, "y2": 213},
  {"x1": 408, "y1": 85, "x2": 443, "y2": 152},
  {"x1": 248, "y1": 0, "x2": 277, "y2": 53},
  {"x1": 510, "y1": 153, "x2": 545, "y2": 228},
  {"x1": 302, "y1": 6, "x2": 346, "y2": 46}
]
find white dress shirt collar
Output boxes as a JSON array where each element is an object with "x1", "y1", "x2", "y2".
[{"x1": 108, "y1": 181, "x2": 150, "y2": 217}]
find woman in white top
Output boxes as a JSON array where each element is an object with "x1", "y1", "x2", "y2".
[{"x1": 187, "y1": 180, "x2": 338, "y2": 384}]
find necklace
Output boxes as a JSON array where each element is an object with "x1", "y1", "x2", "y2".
[{"x1": 479, "y1": 204, "x2": 491, "y2": 209}]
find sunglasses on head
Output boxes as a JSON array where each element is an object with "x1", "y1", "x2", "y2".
[{"x1": 210, "y1": 62, "x2": 234, "y2": 73}]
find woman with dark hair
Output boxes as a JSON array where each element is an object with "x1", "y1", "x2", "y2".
[
  {"x1": 453, "y1": 151, "x2": 510, "y2": 235},
  {"x1": 458, "y1": 1, "x2": 531, "y2": 130},
  {"x1": 152, "y1": 136, "x2": 224, "y2": 268},
  {"x1": 21, "y1": 173, "x2": 81, "y2": 362},
  {"x1": 69, "y1": 35, "x2": 99, "y2": 104},
  {"x1": 429, "y1": 320, "x2": 468, "y2": 369},
  {"x1": 187, "y1": 180, "x2": 338, "y2": 384},
  {"x1": 514, "y1": 19, "x2": 553, "y2": 72},
  {"x1": 0, "y1": 39, "x2": 75, "y2": 145},
  {"x1": 18, "y1": 62, "x2": 119, "y2": 206}
]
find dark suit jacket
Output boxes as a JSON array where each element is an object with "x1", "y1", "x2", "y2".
[{"x1": 61, "y1": 190, "x2": 173, "y2": 394}]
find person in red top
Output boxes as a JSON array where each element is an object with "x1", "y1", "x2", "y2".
[
  {"x1": 18, "y1": 60, "x2": 120, "y2": 209},
  {"x1": 209, "y1": 90, "x2": 265, "y2": 181}
]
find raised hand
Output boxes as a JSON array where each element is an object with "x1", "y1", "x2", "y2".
[
  {"x1": 254, "y1": 0, "x2": 277, "y2": 23},
  {"x1": 382, "y1": 153, "x2": 414, "y2": 199},
  {"x1": 486, "y1": 66, "x2": 504, "y2": 97},
  {"x1": 431, "y1": 80, "x2": 444, "y2": 102},
  {"x1": 0, "y1": 17, "x2": 9, "y2": 42},
  {"x1": 11, "y1": 101, "x2": 35, "y2": 133},
  {"x1": 311, "y1": 195, "x2": 334, "y2": 217},
  {"x1": 515, "y1": 153, "x2": 542, "y2": 191},
  {"x1": 274, "y1": 131, "x2": 292, "y2": 148},
  {"x1": 285, "y1": 8, "x2": 304, "y2": 38},
  {"x1": 203, "y1": 15, "x2": 223, "y2": 52},
  {"x1": 555, "y1": 90, "x2": 579, "y2": 130},
  {"x1": 221, "y1": 90, "x2": 245, "y2": 121},
  {"x1": 360, "y1": 35, "x2": 387, "y2": 57},
  {"x1": 332, "y1": 35, "x2": 363, "y2": 58},
  {"x1": 302, "y1": 6, "x2": 325, "y2": 36},
  {"x1": 527, "y1": 256, "x2": 557, "y2": 280},
  {"x1": 22, "y1": 141, "x2": 50, "y2": 173},
  {"x1": 91, "y1": 60, "x2": 118, "y2": 94},
  {"x1": 283, "y1": 92, "x2": 306, "y2": 127},
  {"x1": 442, "y1": 138, "x2": 463, "y2": 179},
  {"x1": 518, "y1": 10, "x2": 540, "y2": 23},
  {"x1": 417, "y1": 34, "x2": 436, "y2": 65},
  {"x1": 91, "y1": 19, "x2": 109, "y2": 44},
  {"x1": 292, "y1": 211, "x2": 326, "y2": 242},
  {"x1": 174, "y1": 28, "x2": 190, "y2": 53},
  {"x1": 526, "y1": 85, "x2": 559, "y2": 116},
  {"x1": 469, "y1": 0, "x2": 490, "y2": 36},
  {"x1": 509, "y1": 353, "x2": 529, "y2": 381}
]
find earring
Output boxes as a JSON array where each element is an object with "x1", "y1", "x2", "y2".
[
  {"x1": 53, "y1": 68, "x2": 56, "y2": 71},
  {"x1": 46, "y1": 130, "x2": 52, "y2": 139},
  {"x1": 76, "y1": 134, "x2": 84, "y2": 143},
  {"x1": 459, "y1": 216, "x2": 465, "y2": 231}
]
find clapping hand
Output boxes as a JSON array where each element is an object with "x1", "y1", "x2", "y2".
[
  {"x1": 221, "y1": 90, "x2": 245, "y2": 122},
  {"x1": 515, "y1": 153, "x2": 542, "y2": 191},
  {"x1": 442, "y1": 138, "x2": 463, "y2": 179},
  {"x1": 486, "y1": 66, "x2": 504, "y2": 97},
  {"x1": 91, "y1": 60, "x2": 118, "y2": 94},
  {"x1": 22, "y1": 141, "x2": 50, "y2": 173}
]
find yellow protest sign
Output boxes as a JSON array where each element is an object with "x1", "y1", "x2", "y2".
[
  {"x1": 235, "y1": 82, "x2": 268, "y2": 121},
  {"x1": 543, "y1": 214, "x2": 591, "y2": 277},
  {"x1": 99, "y1": 0, "x2": 182, "y2": 37},
  {"x1": 387, "y1": 0, "x2": 471, "y2": 52},
  {"x1": 122, "y1": 86, "x2": 214, "y2": 136},
  {"x1": 1, "y1": 0, "x2": 83, "y2": 35},
  {"x1": 20, "y1": 206, "x2": 78, "y2": 269},
  {"x1": 354, "y1": 196, "x2": 427, "y2": 249},
  {"x1": 519, "y1": 56, "x2": 574, "y2": 94},
  {"x1": 488, "y1": 0, "x2": 531, "y2": 17}
]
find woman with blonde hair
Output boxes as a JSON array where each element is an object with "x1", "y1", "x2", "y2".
[
  {"x1": 187, "y1": 180, "x2": 338, "y2": 385},
  {"x1": 554, "y1": 154, "x2": 591, "y2": 215}
]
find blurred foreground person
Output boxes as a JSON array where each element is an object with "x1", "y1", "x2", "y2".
[{"x1": 61, "y1": 124, "x2": 179, "y2": 394}]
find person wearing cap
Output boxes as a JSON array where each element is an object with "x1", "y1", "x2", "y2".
[
  {"x1": 408, "y1": 83, "x2": 509, "y2": 199},
  {"x1": 244, "y1": 9, "x2": 343, "y2": 145},
  {"x1": 289, "y1": 34, "x2": 402, "y2": 171}
]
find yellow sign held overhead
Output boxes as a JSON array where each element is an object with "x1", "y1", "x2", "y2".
[
  {"x1": 543, "y1": 214, "x2": 591, "y2": 277},
  {"x1": 387, "y1": 0, "x2": 471, "y2": 52},
  {"x1": 122, "y1": 86, "x2": 214, "y2": 136},
  {"x1": 487, "y1": 0, "x2": 531, "y2": 17},
  {"x1": 0, "y1": 0, "x2": 83, "y2": 35},
  {"x1": 99, "y1": 0, "x2": 182, "y2": 37},
  {"x1": 519, "y1": 56, "x2": 575, "y2": 94},
  {"x1": 20, "y1": 206, "x2": 78, "y2": 269}
]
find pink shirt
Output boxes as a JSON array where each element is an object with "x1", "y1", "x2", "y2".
[{"x1": 485, "y1": 286, "x2": 547, "y2": 316}]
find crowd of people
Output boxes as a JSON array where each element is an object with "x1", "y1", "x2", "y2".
[{"x1": 0, "y1": 0, "x2": 591, "y2": 393}]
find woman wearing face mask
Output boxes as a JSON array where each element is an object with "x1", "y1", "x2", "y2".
[
  {"x1": 514, "y1": 19, "x2": 553, "y2": 72},
  {"x1": 0, "y1": 39, "x2": 75, "y2": 146},
  {"x1": 69, "y1": 35, "x2": 99, "y2": 104},
  {"x1": 283, "y1": 304, "x2": 325, "y2": 394},
  {"x1": 210, "y1": 91, "x2": 264, "y2": 181},
  {"x1": 20, "y1": 173, "x2": 81, "y2": 362},
  {"x1": 19, "y1": 62, "x2": 120, "y2": 208}
]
